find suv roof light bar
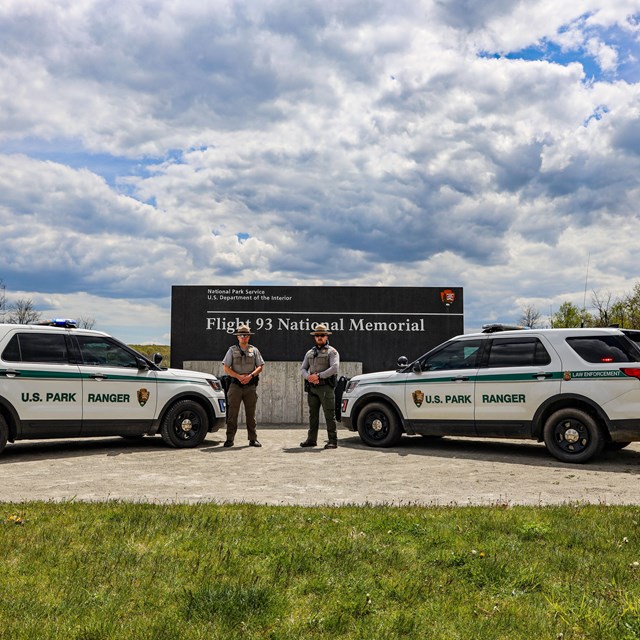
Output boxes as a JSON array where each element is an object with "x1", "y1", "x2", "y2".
[
  {"x1": 481, "y1": 323, "x2": 530, "y2": 333},
  {"x1": 37, "y1": 319, "x2": 78, "y2": 328}
]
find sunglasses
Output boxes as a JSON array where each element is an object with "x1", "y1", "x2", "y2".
[
  {"x1": 314, "y1": 334, "x2": 328, "y2": 338},
  {"x1": 238, "y1": 334, "x2": 250, "y2": 338}
]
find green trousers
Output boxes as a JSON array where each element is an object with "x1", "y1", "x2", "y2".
[
  {"x1": 226, "y1": 383, "x2": 258, "y2": 441},
  {"x1": 306, "y1": 384, "x2": 337, "y2": 443}
]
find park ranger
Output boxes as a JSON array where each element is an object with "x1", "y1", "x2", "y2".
[
  {"x1": 300, "y1": 324, "x2": 340, "y2": 449},
  {"x1": 222, "y1": 325, "x2": 265, "y2": 448}
]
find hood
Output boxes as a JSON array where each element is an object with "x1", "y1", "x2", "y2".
[
  {"x1": 349, "y1": 370, "x2": 398, "y2": 384},
  {"x1": 160, "y1": 367, "x2": 219, "y2": 381}
]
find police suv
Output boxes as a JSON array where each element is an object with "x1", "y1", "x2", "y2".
[
  {"x1": 0, "y1": 321, "x2": 226, "y2": 454},
  {"x1": 341, "y1": 325, "x2": 640, "y2": 463}
]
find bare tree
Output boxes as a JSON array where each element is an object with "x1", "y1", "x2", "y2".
[
  {"x1": 591, "y1": 290, "x2": 616, "y2": 327},
  {"x1": 518, "y1": 304, "x2": 542, "y2": 328},
  {"x1": 77, "y1": 316, "x2": 96, "y2": 329},
  {"x1": 7, "y1": 298, "x2": 42, "y2": 325}
]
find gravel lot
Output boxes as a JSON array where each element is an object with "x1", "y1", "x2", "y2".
[{"x1": 1, "y1": 426, "x2": 640, "y2": 506}]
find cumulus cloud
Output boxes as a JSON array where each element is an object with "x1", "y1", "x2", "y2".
[{"x1": 1, "y1": 0, "x2": 640, "y2": 341}]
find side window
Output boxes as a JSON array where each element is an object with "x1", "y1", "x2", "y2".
[
  {"x1": 2, "y1": 333, "x2": 70, "y2": 364},
  {"x1": 621, "y1": 332, "x2": 640, "y2": 358},
  {"x1": 76, "y1": 336, "x2": 139, "y2": 368},
  {"x1": 566, "y1": 336, "x2": 639, "y2": 363},
  {"x1": 420, "y1": 339, "x2": 483, "y2": 371},
  {"x1": 486, "y1": 338, "x2": 551, "y2": 368},
  {"x1": 1, "y1": 335, "x2": 21, "y2": 362}
]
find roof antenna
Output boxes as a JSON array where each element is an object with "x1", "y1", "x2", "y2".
[{"x1": 581, "y1": 253, "x2": 590, "y2": 328}]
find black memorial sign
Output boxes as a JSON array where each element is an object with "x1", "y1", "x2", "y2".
[{"x1": 171, "y1": 285, "x2": 463, "y2": 373}]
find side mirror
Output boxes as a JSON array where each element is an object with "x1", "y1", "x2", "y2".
[
  {"x1": 136, "y1": 356, "x2": 150, "y2": 370},
  {"x1": 397, "y1": 356, "x2": 409, "y2": 368},
  {"x1": 412, "y1": 361, "x2": 422, "y2": 373},
  {"x1": 153, "y1": 353, "x2": 164, "y2": 366}
]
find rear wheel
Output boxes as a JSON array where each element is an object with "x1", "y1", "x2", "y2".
[
  {"x1": 160, "y1": 400, "x2": 209, "y2": 448},
  {"x1": 543, "y1": 408, "x2": 604, "y2": 463},
  {"x1": 357, "y1": 402, "x2": 402, "y2": 447}
]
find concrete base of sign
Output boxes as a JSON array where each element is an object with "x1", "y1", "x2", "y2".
[{"x1": 184, "y1": 361, "x2": 363, "y2": 426}]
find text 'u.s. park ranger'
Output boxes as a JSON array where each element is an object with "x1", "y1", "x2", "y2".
[
  {"x1": 299, "y1": 324, "x2": 340, "y2": 449},
  {"x1": 222, "y1": 325, "x2": 265, "y2": 448}
]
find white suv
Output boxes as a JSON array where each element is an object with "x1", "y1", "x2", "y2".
[
  {"x1": 341, "y1": 326, "x2": 640, "y2": 463},
  {"x1": 0, "y1": 322, "x2": 226, "y2": 454}
]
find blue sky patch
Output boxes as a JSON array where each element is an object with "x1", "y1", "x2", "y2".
[
  {"x1": 481, "y1": 19, "x2": 640, "y2": 83},
  {"x1": 0, "y1": 137, "x2": 157, "y2": 190}
]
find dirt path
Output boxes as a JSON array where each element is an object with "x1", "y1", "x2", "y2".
[{"x1": 2, "y1": 427, "x2": 639, "y2": 506}]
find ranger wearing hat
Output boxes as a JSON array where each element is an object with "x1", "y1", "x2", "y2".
[
  {"x1": 222, "y1": 324, "x2": 265, "y2": 448},
  {"x1": 299, "y1": 323, "x2": 340, "y2": 449}
]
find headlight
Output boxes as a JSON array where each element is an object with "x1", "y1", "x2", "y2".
[
  {"x1": 207, "y1": 378, "x2": 223, "y2": 392},
  {"x1": 345, "y1": 380, "x2": 360, "y2": 393}
]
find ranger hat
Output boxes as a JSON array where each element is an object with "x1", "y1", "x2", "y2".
[
  {"x1": 234, "y1": 324, "x2": 254, "y2": 335},
  {"x1": 310, "y1": 323, "x2": 332, "y2": 335}
]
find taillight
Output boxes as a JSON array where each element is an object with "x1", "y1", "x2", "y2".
[{"x1": 621, "y1": 368, "x2": 640, "y2": 380}]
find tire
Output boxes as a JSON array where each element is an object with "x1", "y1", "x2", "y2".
[
  {"x1": 160, "y1": 400, "x2": 209, "y2": 448},
  {"x1": 543, "y1": 408, "x2": 604, "y2": 463},
  {"x1": 0, "y1": 414, "x2": 8, "y2": 454},
  {"x1": 357, "y1": 402, "x2": 402, "y2": 447}
]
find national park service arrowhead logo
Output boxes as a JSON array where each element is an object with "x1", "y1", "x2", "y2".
[
  {"x1": 137, "y1": 388, "x2": 150, "y2": 407},
  {"x1": 412, "y1": 389, "x2": 425, "y2": 408},
  {"x1": 440, "y1": 289, "x2": 455, "y2": 307}
]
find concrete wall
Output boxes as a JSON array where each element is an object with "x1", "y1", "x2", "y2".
[{"x1": 184, "y1": 360, "x2": 363, "y2": 425}]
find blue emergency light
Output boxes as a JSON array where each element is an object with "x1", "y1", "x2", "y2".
[{"x1": 41, "y1": 319, "x2": 78, "y2": 328}]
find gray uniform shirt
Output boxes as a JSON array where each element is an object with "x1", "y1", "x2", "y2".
[
  {"x1": 300, "y1": 344, "x2": 340, "y2": 380},
  {"x1": 223, "y1": 344, "x2": 265, "y2": 374}
]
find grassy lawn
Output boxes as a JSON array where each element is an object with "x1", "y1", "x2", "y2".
[{"x1": 1, "y1": 502, "x2": 639, "y2": 639}]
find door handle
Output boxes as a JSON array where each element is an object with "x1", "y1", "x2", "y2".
[
  {"x1": 90, "y1": 373, "x2": 107, "y2": 380},
  {"x1": 532, "y1": 372, "x2": 552, "y2": 379},
  {"x1": 452, "y1": 376, "x2": 469, "y2": 382},
  {"x1": 0, "y1": 370, "x2": 21, "y2": 377}
]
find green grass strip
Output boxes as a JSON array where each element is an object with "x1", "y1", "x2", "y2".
[{"x1": 1, "y1": 502, "x2": 640, "y2": 639}]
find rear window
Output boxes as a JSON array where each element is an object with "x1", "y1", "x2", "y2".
[
  {"x1": 486, "y1": 337, "x2": 551, "y2": 367},
  {"x1": 566, "y1": 335, "x2": 639, "y2": 363},
  {"x1": 1, "y1": 333, "x2": 70, "y2": 364}
]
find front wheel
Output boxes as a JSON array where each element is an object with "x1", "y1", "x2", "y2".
[
  {"x1": 357, "y1": 402, "x2": 402, "y2": 447},
  {"x1": 543, "y1": 408, "x2": 604, "y2": 463},
  {"x1": 160, "y1": 400, "x2": 209, "y2": 448}
]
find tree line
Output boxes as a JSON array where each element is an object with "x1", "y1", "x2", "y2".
[{"x1": 520, "y1": 282, "x2": 640, "y2": 329}]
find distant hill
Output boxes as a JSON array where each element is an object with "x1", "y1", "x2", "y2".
[{"x1": 130, "y1": 344, "x2": 171, "y2": 368}]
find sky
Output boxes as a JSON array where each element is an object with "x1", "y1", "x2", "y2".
[{"x1": 1, "y1": 0, "x2": 640, "y2": 344}]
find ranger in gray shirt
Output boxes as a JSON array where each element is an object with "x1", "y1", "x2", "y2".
[
  {"x1": 299, "y1": 324, "x2": 340, "y2": 449},
  {"x1": 222, "y1": 325, "x2": 265, "y2": 448}
]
